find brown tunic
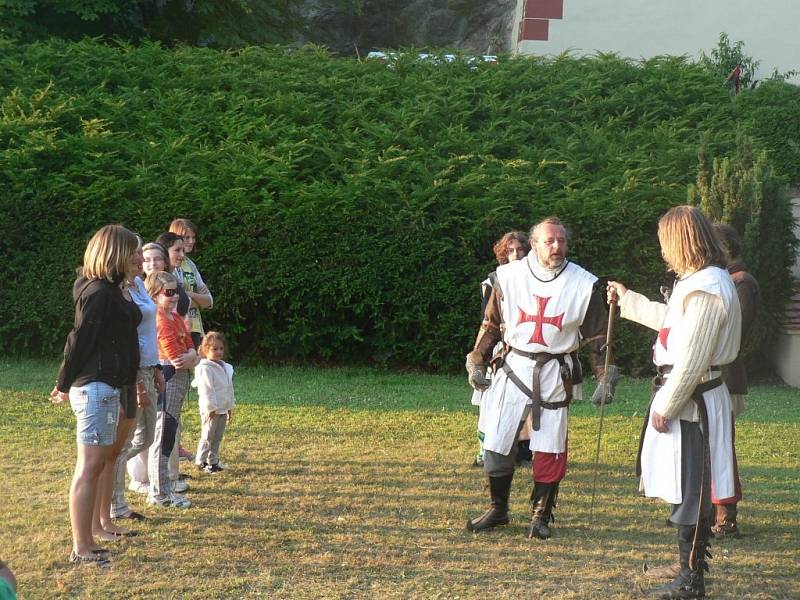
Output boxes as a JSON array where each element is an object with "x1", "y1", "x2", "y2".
[{"x1": 722, "y1": 260, "x2": 760, "y2": 395}]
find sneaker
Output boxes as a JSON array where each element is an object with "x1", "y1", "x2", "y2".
[
  {"x1": 178, "y1": 446, "x2": 195, "y2": 462},
  {"x1": 128, "y1": 480, "x2": 150, "y2": 495},
  {"x1": 168, "y1": 493, "x2": 192, "y2": 508},
  {"x1": 172, "y1": 479, "x2": 190, "y2": 493},
  {"x1": 146, "y1": 494, "x2": 172, "y2": 508},
  {"x1": 204, "y1": 463, "x2": 224, "y2": 473}
]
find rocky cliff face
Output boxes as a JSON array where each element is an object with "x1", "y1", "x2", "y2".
[{"x1": 296, "y1": 0, "x2": 516, "y2": 56}]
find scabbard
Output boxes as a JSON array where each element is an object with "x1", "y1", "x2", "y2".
[
  {"x1": 530, "y1": 363, "x2": 543, "y2": 431},
  {"x1": 689, "y1": 378, "x2": 719, "y2": 571},
  {"x1": 501, "y1": 361, "x2": 541, "y2": 431}
]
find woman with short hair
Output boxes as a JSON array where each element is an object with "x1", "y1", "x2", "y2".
[{"x1": 51, "y1": 225, "x2": 141, "y2": 567}]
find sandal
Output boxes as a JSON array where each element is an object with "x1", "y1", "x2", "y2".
[
  {"x1": 108, "y1": 530, "x2": 138, "y2": 538},
  {"x1": 115, "y1": 511, "x2": 147, "y2": 522},
  {"x1": 91, "y1": 548, "x2": 110, "y2": 555},
  {"x1": 70, "y1": 550, "x2": 111, "y2": 568}
]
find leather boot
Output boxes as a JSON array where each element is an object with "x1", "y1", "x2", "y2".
[
  {"x1": 711, "y1": 503, "x2": 739, "y2": 539},
  {"x1": 466, "y1": 473, "x2": 513, "y2": 532},
  {"x1": 515, "y1": 440, "x2": 532, "y2": 466},
  {"x1": 527, "y1": 481, "x2": 558, "y2": 539},
  {"x1": 642, "y1": 524, "x2": 709, "y2": 598},
  {"x1": 643, "y1": 561, "x2": 681, "y2": 579}
]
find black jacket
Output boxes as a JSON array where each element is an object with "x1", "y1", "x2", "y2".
[{"x1": 56, "y1": 276, "x2": 141, "y2": 392}]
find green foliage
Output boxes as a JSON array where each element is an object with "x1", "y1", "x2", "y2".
[
  {"x1": 0, "y1": 0, "x2": 300, "y2": 46},
  {"x1": 0, "y1": 39, "x2": 794, "y2": 373},
  {"x1": 694, "y1": 34, "x2": 800, "y2": 186},
  {"x1": 688, "y1": 134, "x2": 798, "y2": 369},
  {"x1": 698, "y1": 32, "x2": 760, "y2": 91},
  {"x1": 734, "y1": 80, "x2": 800, "y2": 185}
]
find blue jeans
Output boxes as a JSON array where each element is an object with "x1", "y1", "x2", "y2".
[{"x1": 69, "y1": 381, "x2": 119, "y2": 446}]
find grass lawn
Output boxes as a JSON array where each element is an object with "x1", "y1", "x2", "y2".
[{"x1": 1, "y1": 358, "x2": 798, "y2": 599}]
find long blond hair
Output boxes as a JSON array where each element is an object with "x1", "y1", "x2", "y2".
[
  {"x1": 657, "y1": 206, "x2": 726, "y2": 275},
  {"x1": 82, "y1": 225, "x2": 138, "y2": 283}
]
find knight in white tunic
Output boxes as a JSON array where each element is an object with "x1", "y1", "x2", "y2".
[
  {"x1": 465, "y1": 217, "x2": 613, "y2": 539},
  {"x1": 608, "y1": 206, "x2": 741, "y2": 600}
]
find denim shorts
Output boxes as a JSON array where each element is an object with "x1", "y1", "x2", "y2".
[{"x1": 69, "y1": 382, "x2": 120, "y2": 446}]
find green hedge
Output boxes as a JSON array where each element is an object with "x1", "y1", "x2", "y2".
[
  {"x1": 0, "y1": 39, "x2": 792, "y2": 373},
  {"x1": 735, "y1": 80, "x2": 800, "y2": 185}
]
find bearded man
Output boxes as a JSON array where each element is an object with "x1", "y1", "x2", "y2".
[{"x1": 465, "y1": 216, "x2": 615, "y2": 539}]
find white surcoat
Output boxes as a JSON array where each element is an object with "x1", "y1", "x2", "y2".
[
  {"x1": 639, "y1": 266, "x2": 741, "y2": 504},
  {"x1": 479, "y1": 257, "x2": 597, "y2": 455}
]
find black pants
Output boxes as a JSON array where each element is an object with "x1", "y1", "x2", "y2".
[
  {"x1": 483, "y1": 408, "x2": 530, "y2": 477},
  {"x1": 669, "y1": 420, "x2": 713, "y2": 526}
]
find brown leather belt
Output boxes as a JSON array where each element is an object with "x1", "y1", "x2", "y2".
[{"x1": 657, "y1": 364, "x2": 722, "y2": 377}]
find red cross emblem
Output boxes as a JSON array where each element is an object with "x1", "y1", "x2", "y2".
[
  {"x1": 658, "y1": 327, "x2": 670, "y2": 350},
  {"x1": 517, "y1": 295, "x2": 564, "y2": 346}
]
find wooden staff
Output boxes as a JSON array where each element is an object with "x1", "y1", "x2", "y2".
[{"x1": 589, "y1": 296, "x2": 617, "y2": 521}]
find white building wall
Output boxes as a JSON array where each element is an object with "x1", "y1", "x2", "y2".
[
  {"x1": 790, "y1": 195, "x2": 800, "y2": 280},
  {"x1": 774, "y1": 195, "x2": 800, "y2": 388},
  {"x1": 513, "y1": 0, "x2": 800, "y2": 83}
]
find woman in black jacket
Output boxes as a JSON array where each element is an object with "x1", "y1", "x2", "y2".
[{"x1": 51, "y1": 225, "x2": 141, "y2": 567}]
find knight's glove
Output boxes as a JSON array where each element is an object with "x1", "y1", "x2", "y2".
[
  {"x1": 465, "y1": 351, "x2": 491, "y2": 392},
  {"x1": 590, "y1": 364, "x2": 620, "y2": 407}
]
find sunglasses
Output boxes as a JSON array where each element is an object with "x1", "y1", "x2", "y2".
[{"x1": 161, "y1": 288, "x2": 179, "y2": 297}]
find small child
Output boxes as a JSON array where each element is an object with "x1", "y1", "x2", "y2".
[
  {"x1": 145, "y1": 270, "x2": 199, "y2": 508},
  {"x1": 193, "y1": 331, "x2": 235, "y2": 473}
]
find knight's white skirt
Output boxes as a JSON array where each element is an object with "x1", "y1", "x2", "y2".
[
  {"x1": 640, "y1": 384, "x2": 735, "y2": 504},
  {"x1": 478, "y1": 352, "x2": 572, "y2": 456}
]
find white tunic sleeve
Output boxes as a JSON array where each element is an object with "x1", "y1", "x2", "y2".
[
  {"x1": 651, "y1": 291, "x2": 726, "y2": 420},
  {"x1": 619, "y1": 290, "x2": 667, "y2": 331}
]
